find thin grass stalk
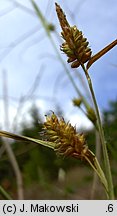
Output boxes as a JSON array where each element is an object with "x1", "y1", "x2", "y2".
[
  {"x1": 0, "y1": 185, "x2": 12, "y2": 200},
  {"x1": 81, "y1": 63, "x2": 114, "y2": 199},
  {"x1": 84, "y1": 153, "x2": 108, "y2": 198},
  {"x1": 2, "y1": 71, "x2": 24, "y2": 200},
  {"x1": 91, "y1": 131, "x2": 101, "y2": 199}
]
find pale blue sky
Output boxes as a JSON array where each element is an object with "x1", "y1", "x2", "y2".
[{"x1": 0, "y1": 0, "x2": 117, "y2": 131}]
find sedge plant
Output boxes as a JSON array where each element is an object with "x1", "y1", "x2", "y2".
[
  {"x1": 55, "y1": 3, "x2": 116, "y2": 199},
  {"x1": 0, "y1": 2, "x2": 116, "y2": 200}
]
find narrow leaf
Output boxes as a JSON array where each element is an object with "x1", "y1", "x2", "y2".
[
  {"x1": 87, "y1": 39, "x2": 117, "y2": 69},
  {"x1": 0, "y1": 130, "x2": 55, "y2": 149}
]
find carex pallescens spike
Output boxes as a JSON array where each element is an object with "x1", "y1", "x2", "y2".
[
  {"x1": 43, "y1": 112, "x2": 94, "y2": 162},
  {"x1": 55, "y1": 3, "x2": 92, "y2": 68}
]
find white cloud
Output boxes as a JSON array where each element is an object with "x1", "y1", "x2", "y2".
[{"x1": 69, "y1": 113, "x2": 93, "y2": 131}]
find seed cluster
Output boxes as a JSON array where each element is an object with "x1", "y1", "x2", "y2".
[
  {"x1": 43, "y1": 113, "x2": 89, "y2": 159},
  {"x1": 55, "y1": 3, "x2": 92, "y2": 68}
]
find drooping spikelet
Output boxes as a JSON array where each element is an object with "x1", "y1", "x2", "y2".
[
  {"x1": 55, "y1": 3, "x2": 92, "y2": 68},
  {"x1": 43, "y1": 112, "x2": 90, "y2": 160},
  {"x1": 72, "y1": 98, "x2": 82, "y2": 107}
]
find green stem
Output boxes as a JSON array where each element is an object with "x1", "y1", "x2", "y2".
[
  {"x1": 0, "y1": 185, "x2": 12, "y2": 200},
  {"x1": 84, "y1": 152, "x2": 109, "y2": 198},
  {"x1": 81, "y1": 63, "x2": 114, "y2": 199}
]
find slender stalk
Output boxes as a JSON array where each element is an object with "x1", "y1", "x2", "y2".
[
  {"x1": 2, "y1": 71, "x2": 24, "y2": 200},
  {"x1": 0, "y1": 185, "x2": 12, "y2": 200},
  {"x1": 81, "y1": 63, "x2": 114, "y2": 199},
  {"x1": 84, "y1": 153, "x2": 108, "y2": 198},
  {"x1": 91, "y1": 131, "x2": 101, "y2": 199}
]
